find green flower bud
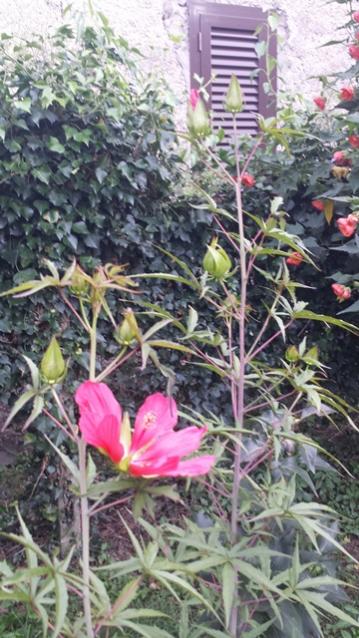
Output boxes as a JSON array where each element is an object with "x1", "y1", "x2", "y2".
[
  {"x1": 285, "y1": 345, "x2": 299, "y2": 362},
  {"x1": 225, "y1": 75, "x2": 243, "y2": 113},
  {"x1": 70, "y1": 266, "x2": 90, "y2": 298},
  {"x1": 40, "y1": 337, "x2": 66, "y2": 385},
  {"x1": 115, "y1": 308, "x2": 140, "y2": 346},
  {"x1": 203, "y1": 238, "x2": 232, "y2": 280},
  {"x1": 188, "y1": 98, "x2": 211, "y2": 138}
]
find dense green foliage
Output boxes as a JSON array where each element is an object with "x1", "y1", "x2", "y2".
[{"x1": 0, "y1": 23, "x2": 213, "y2": 409}]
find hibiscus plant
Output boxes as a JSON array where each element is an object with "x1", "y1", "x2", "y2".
[{"x1": 1, "y1": 64, "x2": 359, "y2": 638}]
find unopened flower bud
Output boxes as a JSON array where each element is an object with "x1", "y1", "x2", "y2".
[
  {"x1": 285, "y1": 345, "x2": 299, "y2": 362},
  {"x1": 40, "y1": 337, "x2": 66, "y2": 385},
  {"x1": 115, "y1": 308, "x2": 140, "y2": 346},
  {"x1": 187, "y1": 97, "x2": 211, "y2": 138},
  {"x1": 203, "y1": 238, "x2": 232, "y2": 280},
  {"x1": 70, "y1": 266, "x2": 90, "y2": 298},
  {"x1": 225, "y1": 75, "x2": 243, "y2": 113}
]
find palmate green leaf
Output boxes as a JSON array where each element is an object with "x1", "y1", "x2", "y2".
[
  {"x1": 0, "y1": 590, "x2": 32, "y2": 602},
  {"x1": 299, "y1": 591, "x2": 359, "y2": 629},
  {"x1": 133, "y1": 272, "x2": 198, "y2": 289},
  {"x1": 0, "y1": 276, "x2": 58, "y2": 298},
  {"x1": 16, "y1": 506, "x2": 41, "y2": 597},
  {"x1": 121, "y1": 609, "x2": 168, "y2": 620},
  {"x1": 142, "y1": 318, "x2": 174, "y2": 341},
  {"x1": 242, "y1": 618, "x2": 276, "y2": 638},
  {"x1": 293, "y1": 309, "x2": 359, "y2": 335},
  {"x1": 298, "y1": 517, "x2": 359, "y2": 564},
  {"x1": 89, "y1": 570, "x2": 111, "y2": 613},
  {"x1": 96, "y1": 556, "x2": 141, "y2": 577},
  {"x1": 1, "y1": 566, "x2": 49, "y2": 586},
  {"x1": 24, "y1": 394, "x2": 44, "y2": 430},
  {"x1": 120, "y1": 621, "x2": 175, "y2": 638},
  {"x1": 53, "y1": 573, "x2": 68, "y2": 638},
  {"x1": 147, "y1": 339, "x2": 195, "y2": 354},
  {"x1": 87, "y1": 476, "x2": 135, "y2": 498},
  {"x1": 44, "y1": 436, "x2": 80, "y2": 485},
  {"x1": 338, "y1": 299, "x2": 359, "y2": 314},
  {"x1": 111, "y1": 577, "x2": 142, "y2": 617},
  {"x1": 3, "y1": 388, "x2": 37, "y2": 428},
  {"x1": 23, "y1": 354, "x2": 40, "y2": 390},
  {"x1": 222, "y1": 562, "x2": 236, "y2": 629},
  {"x1": 235, "y1": 560, "x2": 283, "y2": 598},
  {"x1": 154, "y1": 245, "x2": 199, "y2": 282},
  {"x1": 153, "y1": 569, "x2": 219, "y2": 620}
]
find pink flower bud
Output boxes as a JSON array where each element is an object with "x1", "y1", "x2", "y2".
[
  {"x1": 240, "y1": 172, "x2": 256, "y2": 188},
  {"x1": 312, "y1": 199, "x2": 325, "y2": 212},
  {"x1": 339, "y1": 86, "x2": 355, "y2": 101},
  {"x1": 313, "y1": 96, "x2": 326, "y2": 110},
  {"x1": 189, "y1": 88, "x2": 200, "y2": 110},
  {"x1": 332, "y1": 283, "x2": 351, "y2": 302},
  {"x1": 349, "y1": 134, "x2": 359, "y2": 148},
  {"x1": 286, "y1": 252, "x2": 303, "y2": 267},
  {"x1": 353, "y1": 11, "x2": 359, "y2": 22},
  {"x1": 349, "y1": 44, "x2": 359, "y2": 59},
  {"x1": 332, "y1": 150, "x2": 352, "y2": 167},
  {"x1": 337, "y1": 214, "x2": 358, "y2": 237}
]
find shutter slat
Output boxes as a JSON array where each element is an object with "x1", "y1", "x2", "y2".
[{"x1": 209, "y1": 23, "x2": 261, "y2": 137}]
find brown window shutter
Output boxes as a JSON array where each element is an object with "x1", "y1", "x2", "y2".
[{"x1": 189, "y1": 2, "x2": 277, "y2": 136}]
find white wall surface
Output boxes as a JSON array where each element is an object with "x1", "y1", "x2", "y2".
[{"x1": 0, "y1": 0, "x2": 352, "y2": 107}]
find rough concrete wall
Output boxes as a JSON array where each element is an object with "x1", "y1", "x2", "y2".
[{"x1": 0, "y1": 0, "x2": 350, "y2": 108}]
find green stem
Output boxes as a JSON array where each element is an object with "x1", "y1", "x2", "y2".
[
  {"x1": 229, "y1": 114, "x2": 248, "y2": 637},
  {"x1": 77, "y1": 307, "x2": 100, "y2": 636},
  {"x1": 79, "y1": 438, "x2": 94, "y2": 638},
  {"x1": 89, "y1": 311, "x2": 99, "y2": 381}
]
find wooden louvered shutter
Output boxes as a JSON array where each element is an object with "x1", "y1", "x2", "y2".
[{"x1": 189, "y1": 2, "x2": 276, "y2": 136}]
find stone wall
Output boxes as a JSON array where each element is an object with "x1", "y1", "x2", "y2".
[{"x1": 0, "y1": 0, "x2": 351, "y2": 114}]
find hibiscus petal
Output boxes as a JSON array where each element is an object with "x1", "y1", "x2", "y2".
[
  {"x1": 75, "y1": 381, "x2": 122, "y2": 429},
  {"x1": 129, "y1": 455, "x2": 180, "y2": 477},
  {"x1": 162, "y1": 455, "x2": 216, "y2": 477},
  {"x1": 131, "y1": 392, "x2": 177, "y2": 451},
  {"x1": 75, "y1": 381, "x2": 124, "y2": 463},
  {"x1": 137, "y1": 426, "x2": 207, "y2": 462},
  {"x1": 79, "y1": 414, "x2": 124, "y2": 464}
]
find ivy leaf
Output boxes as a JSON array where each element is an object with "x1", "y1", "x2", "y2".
[
  {"x1": 47, "y1": 137, "x2": 65, "y2": 153},
  {"x1": 14, "y1": 97, "x2": 32, "y2": 113}
]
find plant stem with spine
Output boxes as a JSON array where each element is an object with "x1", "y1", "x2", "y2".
[{"x1": 229, "y1": 115, "x2": 248, "y2": 637}]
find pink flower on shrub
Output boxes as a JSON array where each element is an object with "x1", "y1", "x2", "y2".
[
  {"x1": 349, "y1": 44, "x2": 359, "y2": 59},
  {"x1": 331, "y1": 283, "x2": 351, "y2": 301},
  {"x1": 312, "y1": 199, "x2": 325, "y2": 212},
  {"x1": 313, "y1": 96, "x2": 326, "y2": 110},
  {"x1": 286, "y1": 252, "x2": 303, "y2": 267},
  {"x1": 339, "y1": 86, "x2": 355, "y2": 101},
  {"x1": 189, "y1": 89, "x2": 200, "y2": 110},
  {"x1": 75, "y1": 381, "x2": 215, "y2": 478},
  {"x1": 337, "y1": 214, "x2": 358, "y2": 237},
  {"x1": 349, "y1": 134, "x2": 359, "y2": 148},
  {"x1": 241, "y1": 172, "x2": 256, "y2": 187},
  {"x1": 353, "y1": 11, "x2": 359, "y2": 23},
  {"x1": 332, "y1": 150, "x2": 352, "y2": 167}
]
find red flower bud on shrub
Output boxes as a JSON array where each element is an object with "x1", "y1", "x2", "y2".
[
  {"x1": 349, "y1": 44, "x2": 359, "y2": 59},
  {"x1": 337, "y1": 214, "x2": 358, "y2": 237},
  {"x1": 339, "y1": 86, "x2": 355, "y2": 100},
  {"x1": 331, "y1": 283, "x2": 351, "y2": 301},
  {"x1": 312, "y1": 199, "x2": 325, "y2": 212},
  {"x1": 286, "y1": 252, "x2": 303, "y2": 267},
  {"x1": 313, "y1": 96, "x2": 326, "y2": 110},
  {"x1": 349, "y1": 134, "x2": 359, "y2": 148},
  {"x1": 353, "y1": 11, "x2": 359, "y2": 23},
  {"x1": 190, "y1": 88, "x2": 200, "y2": 110},
  {"x1": 240, "y1": 172, "x2": 255, "y2": 188}
]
